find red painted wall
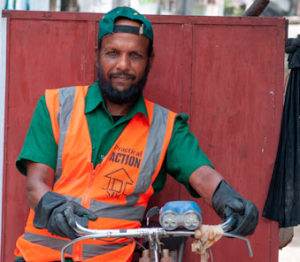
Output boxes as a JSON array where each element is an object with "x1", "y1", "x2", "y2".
[{"x1": 1, "y1": 10, "x2": 286, "y2": 261}]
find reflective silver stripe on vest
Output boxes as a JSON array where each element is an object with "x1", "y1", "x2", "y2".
[
  {"x1": 90, "y1": 200, "x2": 145, "y2": 221},
  {"x1": 55, "y1": 86, "x2": 76, "y2": 181},
  {"x1": 126, "y1": 104, "x2": 169, "y2": 206},
  {"x1": 23, "y1": 232, "x2": 72, "y2": 254},
  {"x1": 83, "y1": 241, "x2": 131, "y2": 259}
]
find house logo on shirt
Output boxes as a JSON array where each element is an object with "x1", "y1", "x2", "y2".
[{"x1": 103, "y1": 168, "x2": 134, "y2": 198}]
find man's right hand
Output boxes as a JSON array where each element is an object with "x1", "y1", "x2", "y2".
[{"x1": 33, "y1": 191, "x2": 97, "y2": 239}]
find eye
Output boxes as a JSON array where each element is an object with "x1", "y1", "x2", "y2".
[
  {"x1": 129, "y1": 52, "x2": 143, "y2": 60},
  {"x1": 105, "y1": 50, "x2": 118, "y2": 58}
]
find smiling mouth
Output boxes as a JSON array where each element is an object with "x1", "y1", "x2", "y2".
[
  {"x1": 112, "y1": 76, "x2": 131, "y2": 81},
  {"x1": 110, "y1": 73, "x2": 135, "y2": 81}
]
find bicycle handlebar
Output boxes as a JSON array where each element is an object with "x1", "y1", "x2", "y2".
[
  {"x1": 74, "y1": 215, "x2": 236, "y2": 236},
  {"x1": 76, "y1": 223, "x2": 195, "y2": 238},
  {"x1": 60, "y1": 216, "x2": 253, "y2": 261}
]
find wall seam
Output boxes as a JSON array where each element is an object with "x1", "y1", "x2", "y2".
[{"x1": 0, "y1": 14, "x2": 7, "y2": 253}]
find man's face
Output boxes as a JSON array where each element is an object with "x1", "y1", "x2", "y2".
[{"x1": 98, "y1": 19, "x2": 151, "y2": 104}]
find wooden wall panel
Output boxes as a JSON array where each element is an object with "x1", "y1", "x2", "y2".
[{"x1": 185, "y1": 23, "x2": 285, "y2": 262}]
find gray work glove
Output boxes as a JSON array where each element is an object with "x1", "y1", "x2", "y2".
[
  {"x1": 212, "y1": 180, "x2": 259, "y2": 236},
  {"x1": 33, "y1": 191, "x2": 97, "y2": 239}
]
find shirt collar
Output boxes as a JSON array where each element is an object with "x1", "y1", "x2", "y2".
[
  {"x1": 85, "y1": 81, "x2": 104, "y2": 113},
  {"x1": 85, "y1": 81, "x2": 149, "y2": 121}
]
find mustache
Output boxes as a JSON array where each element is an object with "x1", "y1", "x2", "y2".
[{"x1": 109, "y1": 72, "x2": 136, "y2": 80}]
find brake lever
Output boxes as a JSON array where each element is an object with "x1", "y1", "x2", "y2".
[
  {"x1": 145, "y1": 206, "x2": 160, "y2": 226},
  {"x1": 221, "y1": 215, "x2": 253, "y2": 257},
  {"x1": 223, "y1": 232, "x2": 253, "y2": 257}
]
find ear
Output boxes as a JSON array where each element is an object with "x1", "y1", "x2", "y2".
[
  {"x1": 148, "y1": 52, "x2": 154, "y2": 68},
  {"x1": 95, "y1": 48, "x2": 101, "y2": 70},
  {"x1": 96, "y1": 39, "x2": 102, "y2": 64}
]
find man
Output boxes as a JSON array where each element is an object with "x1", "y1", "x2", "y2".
[{"x1": 14, "y1": 6, "x2": 258, "y2": 262}]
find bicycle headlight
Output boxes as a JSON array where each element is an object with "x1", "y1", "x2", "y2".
[
  {"x1": 159, "y1": 211, "x2": 178, "y2": 230},
  {"x1": 183, "y1": 211, "x2": 201, "y2": 230},
  {"x1": 159, "y1": 201, "x2": 202, "y2": 230}
]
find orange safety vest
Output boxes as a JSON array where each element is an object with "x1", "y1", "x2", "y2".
[{"x1": 15, "y1": 85, "x2": 176, "y2": 261}]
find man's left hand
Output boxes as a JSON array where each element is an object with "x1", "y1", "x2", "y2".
[{"x1": 212, "y1": 180, "x2": 259, "y2": 236}]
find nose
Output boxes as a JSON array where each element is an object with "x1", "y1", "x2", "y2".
[{"x1": 116, "y1": 54, "x2": 130, "y2": 72}]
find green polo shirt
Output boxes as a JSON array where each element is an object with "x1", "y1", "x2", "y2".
[{"x1": 16, "y1": 82, "x2": 212, "y2": 197}]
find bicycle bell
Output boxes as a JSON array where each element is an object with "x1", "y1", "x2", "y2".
[{"x1": 159, "y1": 201, "x2": 202, "y2": 230}]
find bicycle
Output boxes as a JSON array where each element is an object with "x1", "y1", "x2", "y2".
[{"x1": 60, "y1": 201, "x2": 253, "y2": 262}]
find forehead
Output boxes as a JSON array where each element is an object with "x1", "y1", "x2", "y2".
[{"x1": 101, "y1": 19, "x2": 149, "y2": 53}]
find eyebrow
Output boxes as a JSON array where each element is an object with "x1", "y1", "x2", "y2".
[{"x1": 102, "y1": 46, "x2": 146, "y2": 55}]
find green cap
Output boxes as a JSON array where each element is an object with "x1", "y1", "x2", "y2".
[{"x1": 99, "y1": 6, "x2": 153, "y2": 41}]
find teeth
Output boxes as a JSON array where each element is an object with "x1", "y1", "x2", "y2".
[{"x1": 113, "y1": 76, "x2": 130, "y2": 80}]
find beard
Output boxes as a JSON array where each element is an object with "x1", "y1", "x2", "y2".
[{"x1": 97, "y1": 63, "x2": 150, "y2": 105}]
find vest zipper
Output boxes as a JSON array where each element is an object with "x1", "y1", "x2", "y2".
[
  {"x1": 82, "y1": 165, "x2": 96, "y2": 208},
  {"x1": 73, "y1": 165, "x2": 96, "y2": 261}
]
